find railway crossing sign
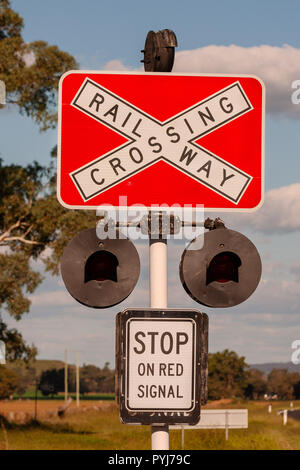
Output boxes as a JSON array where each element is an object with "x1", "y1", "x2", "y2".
[
  {"x1": 57, "y1": 71, "x2": 265, "y2": 211},
  {"x1": 116, "y1": 308, "x2": 208, "y2": 425}
]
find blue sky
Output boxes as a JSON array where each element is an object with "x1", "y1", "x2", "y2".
[{"x1": 1, "y1": 0, "x2": 300, "y2": 367}]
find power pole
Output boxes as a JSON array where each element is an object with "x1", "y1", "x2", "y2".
[
  {"x1": 64, "y1": 349, "x2": 68, "y2": 402},
  {"x1": 76, "y1": 352, "x2": 80, "y2": 408}
]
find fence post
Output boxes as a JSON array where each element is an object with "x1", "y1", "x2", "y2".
[
  {"x1": 268, "y1": 404, "x2": 272, "y2": 413},
  {"x1": 225, "y1": 411, "x2": 229, "y2": 441},
  {"x1": 181, "y1": 426, "x2": 185, "y2": 450}
]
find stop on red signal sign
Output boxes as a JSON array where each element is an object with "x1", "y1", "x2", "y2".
[
  {"x1": 116, "y1": 308, "x2": 208, "y2": 425},
  {"x1": 57, "y1": 71, "x2": 265, "y2": 212}
]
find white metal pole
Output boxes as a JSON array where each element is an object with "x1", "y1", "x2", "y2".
[
  {"x1": 283, "y1": 409, "x2": 288, "y2": 425},
  {"x1": 149, "y1": 238, "x2": 168, "y2": 308},
  {"x1": 149, "y1": 236, "x2": 169, "y2": 451}
]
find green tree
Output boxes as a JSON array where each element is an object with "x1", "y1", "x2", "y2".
[
  {"x1": 244, "y1": 368, "x2": 268, "y2": 400},
  {"x1": 12, "y1": 364, "x2": 36, "y2": 396},
  {"x1": 208, "y1": 349, "x2": 248, "y2": 400},
  {"x1": 39, "y1": 367, "x2": 75, "y2": 397},
  {"x1": 0, "y1": 0, "x2": 77, "y2": 130},
  {"x1": 80, "y1": 364, "x2": 105, "y2": 395},
  {"x1": 39, "y1": 368, "x2": 62, "y2": 397},
  {"x1": 98, "y1": 362, "x2": 115, "y2": 393},
  {"x1": 293, "y1": 380, "x2": 300, "y2": 399},
  {"x1": 267, "y1": 369, "x2": 299, "y2": 400},
  {"x1": 0, "y1": 364, "x2": 18, "y2": 398},
  {"x1": 0, "y1": 1, "x2": 97, "y2": 361},
  {"x1": 0, "y1": 160, "x2": 97, "y2": 360},
  {"x1": 0, "y1": 162, "x2": 56, "y2": 361}
]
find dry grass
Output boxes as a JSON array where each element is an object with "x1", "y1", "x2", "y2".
[
  {"x1": 0, "y1": 399, "x2": 112, "y2": 420},
  {"x1": 0, "y1": 418, "x2": 9, "y2": 450},
  {"x1": 0, "y1": 400, "x2": 299, "y2": 450}
]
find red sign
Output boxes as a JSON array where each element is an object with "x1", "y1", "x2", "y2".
[{"x1": 57, "y1": 71, "x2": 265, "y2": 211}]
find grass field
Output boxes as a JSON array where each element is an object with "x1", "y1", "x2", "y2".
[
  {"x1": 0, "y1": 398, "x2": 114, "y2": 420},
  {"x1": 0, "y1": 400, "x2": 300, "y2": 450}
]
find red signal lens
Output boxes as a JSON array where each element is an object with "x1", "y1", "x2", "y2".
[
  {"x1": 206, "y1": 252, "x2": 241, "y2": 284},
  {"x1": 85, "y1": 251, "x2": 118, "y2": 282}
]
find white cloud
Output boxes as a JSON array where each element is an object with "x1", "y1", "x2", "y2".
[
  {"x1": 29, "y1": 290, "x2": 75, "y2": 307},
  {"x1": 103, "y1": 60, "x2": 131, "y2": 71},
  {"x1": 166, "y1": 270, "x2": 300, "y2": 316},
  {"x1": 218, "y1": 183, "x2": 300, "y2": 234},
  {"x1": 254, "y1": 183, "x2": 300, "y2": 232},
  {"x1": 245, "y1": 278, "x2": 300, "y2": 314},
  {"x1": 262, "y1": 261, "x2": 285, "y2": 276},
  {"x1": 291, "y1": 262, "x2": 300, "y2": 280},
  {"x1": 172, "y1": 44, "x2": 300, "y2": 117},
  {"x1": 208, "y1": 311, "x2": 298, "y2": 363},
  {"x1": 103, "y1": 44, "x2": 300, "y2": 117},
  {"x1": 4, "y1": 312, "x2": 116, "y2": 367}
]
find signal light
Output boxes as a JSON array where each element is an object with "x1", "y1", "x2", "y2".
[
  {"x1": 60, "y1": 228, "x2": 140, "y2": 308},
  {"x1": 85, "y1": 251, "x2": 118, "y2": 283},
  {"x1": 206, "y1": 252, "x2": 241, "y2": 284},
  {"x1": 179, "y1": 228, "x2": 262, "y2": 308}
]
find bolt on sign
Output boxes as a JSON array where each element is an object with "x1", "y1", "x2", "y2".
[
  {"x1": 116, "y1": 309, "x2": 208, "y2": 425},
  {"x1": 57, "y1": 71, "x2": 265, "y2": 212}
]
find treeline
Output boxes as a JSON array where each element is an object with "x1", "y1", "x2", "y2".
[
  {"x1": 38, "y1": 363, "x2": 114, "y2": 396},
  {"x1": 0, "y1": 362, "x2": 115, "y2": 398},
  {"x1": 208, "y1": 350, "x2": 300, "y2": 401},
  {"x1": 1, "y1": 350, "x2": 300, "y2": 400}
]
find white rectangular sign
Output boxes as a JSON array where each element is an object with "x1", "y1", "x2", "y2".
[
  {"x1": 125, "y1": 318, "x2": 196, "y2": 412},
  {"x1": 170, "y1": 409, "x2": 248, "y2": 430}
]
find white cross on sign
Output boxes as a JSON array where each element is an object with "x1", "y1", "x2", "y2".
[
  {"x1": 58, "y1": 72, "x2": 264, "y2": 211},
  {"x1": 57, "y1": 71, "x2": 264, "y2": 211}
]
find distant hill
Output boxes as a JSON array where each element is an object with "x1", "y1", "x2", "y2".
[
  {"x1": 7, "y1": 359, "x2": 66, "y2": 375},
  {"x1": 250, "y1": 362, "x2": 300, "y2": 375},
  {"x1": 6, "y1": 359, "x2": 68, "y2": 392},
  {"x1": 5, "y1": 359, "x2": 115, "y2": 396}
]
